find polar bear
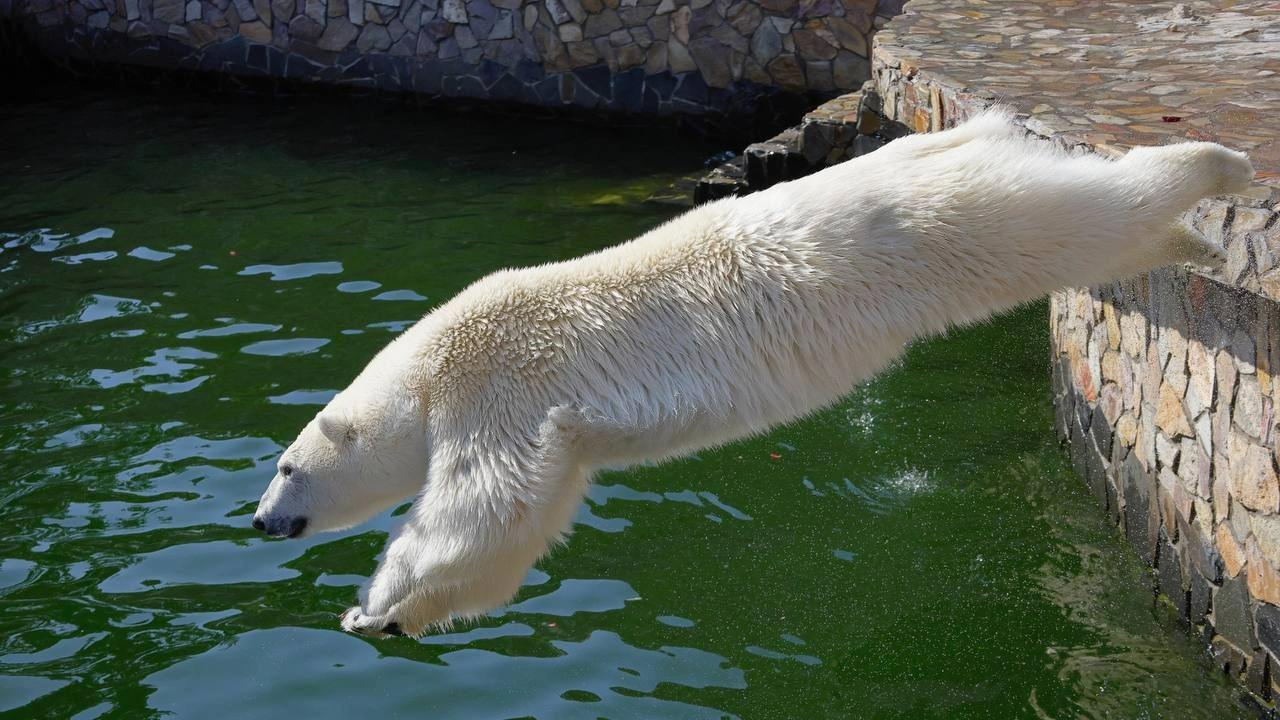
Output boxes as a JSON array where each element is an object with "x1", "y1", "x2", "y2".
[{"x1": 252, "y1": 109, "x2": 1253, "y2": 638}]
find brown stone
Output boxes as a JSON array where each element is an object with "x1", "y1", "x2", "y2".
[
  {"x1": 1229, "y1": 435, "x2": 1280, "y2": 513},
  {"x1": 616, "y1": 43, "x2": 645, "y2": 69},
  {"x1": 289, "y1": 13, "x2": 325, "y2": 40},
  {"x1": 1219, "y1": 523, "x2": 1247, "y2": 577},
  {"x1": 566, "y1": 39, "x2": 597, "y2": 67},
  {"x1": 1249, "y1": 512, "x2": 1280, "y2": 562},
  {"x1": 1116, "y1": 413, "x2": 1138, "y2": 448},
  {"x1": 584, "y1": 8, "x2": 622, "y2": 37},
  {"x1": 689, "y1": 36, "x2": 731, "y2": 88},
  {"x1": 1101, "y1": 350, "x2": 1122, "y2": 385},
  {"x1": 766, "y1": 54, "x2": 804, "y2": 90},
  {"x1": 187, "y1": 21, "x2": 217, "y2": 45},
  {"x1": 1248, "y1": 537, "x2": 1280, "y2": 606},
  {"x1": 558, "y1": 23, "x2": 582, "y2": 42},
  {"x1": 240, "y1": 19, "x2": 272, "y2": 42},
  {"x1": 667, "y1": 38, "x2": 695, "y2": 73},
  {"x1": 725, "y1": 1, "x2": 760, "y2": 36},
  {"x1": 316, "y1": 15, "x2": 359, "y2": 49},
  {"x1": 1103, "y1": 302, "x2": 1121, "y2": 351},
  {"x1": 644, "y1": 41, "x2": 667, "y2": 73},
  {"x1": 1099, "y1": 383, "x2": 1123, "y2": 426},
  {"x1": 825, "y1": 16, "x2": 867, "y2": 56},
  {"x1": 792, "y1": 27, "x2": 836, "y2": 60},
  {"x1": 1155, "y1": 382, "x2": 1193, "y2": 438}
]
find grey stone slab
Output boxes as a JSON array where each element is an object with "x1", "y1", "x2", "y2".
[{"x1": 1215, "y1": 574, "x2": 1259, "y2": 651}]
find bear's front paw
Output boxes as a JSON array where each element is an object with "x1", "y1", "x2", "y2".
[{"x1": 339, "y1": 606, "x2": 407, "y2": 639}]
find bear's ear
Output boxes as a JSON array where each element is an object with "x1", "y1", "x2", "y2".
[{"x1": 317, "y1": 409, "x2": 355, "y2": 445}]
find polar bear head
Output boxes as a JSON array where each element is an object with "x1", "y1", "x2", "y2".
[{"x1": 252, "y1": 385, "x2": 429, "y2": 538}]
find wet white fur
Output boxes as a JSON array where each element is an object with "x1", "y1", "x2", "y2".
[{"x1": 253, "y1": 110, "x2": 1253, "y2": 637}]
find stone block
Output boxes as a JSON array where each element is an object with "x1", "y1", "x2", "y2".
[
  {"x1": 316, "y1": 15, "x2": 358, "y2": 49},
  {"x1": 1121, "y1": 453, "x2": 1157, "y2": 566},
  {"x1": 1215, "y1": 573, "x2": 1259, "y2": 651},
  {"x1": 441, "y1": 0, "x2": 464, "y2": 22},
  {"x1": 154, "y1": 0, "x2": 184, "y2": 23},
  {"x1": 1254, "y1": 601, "x2": 1280, "y2": 659},
  {"x1": 689, "y1": 36, "x2": 731, "y2": 88},
  {"x1": 583, "y1": 7, "x2": 621, "y2": 37},
  {"x1": 1247, "y1": 536, "x2": 1280, "y2": 606},
  {"x1": 1157, "y1": 531, "x2": 1186, "y2": 617},
  {"x1": 667, "y1": 38, "x2": 695, "y2": 73},
  {"x1": 1229, "y1": 434, "x2": 1280, "y2": 513},
  {"x1": 289, "y1": 13, "x2": 325, "y2": 40},
  {"x1": 750, "y1": 20, "x2": 781, "y2": 65}
]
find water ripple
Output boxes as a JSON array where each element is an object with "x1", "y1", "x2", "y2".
[{"x1": 238, "y1": 262, "x2": 344, "y2": 281}]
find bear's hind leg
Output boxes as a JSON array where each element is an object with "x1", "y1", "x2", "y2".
[{"x1": 881, "y1": 107, "x2": 1023, "y2": 159}]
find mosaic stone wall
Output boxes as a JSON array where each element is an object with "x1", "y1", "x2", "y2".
[
  {"x1": 9, "y1": 0, "x2": 904, "y2": 121},
  {"x1": 867, "y1": 0, "x2": 1280, "y2": 707},
  {"x1": 1050, "y1": 269, "x2": 1280, "y2": 700}
]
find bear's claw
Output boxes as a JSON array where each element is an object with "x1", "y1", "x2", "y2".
[{"x1": 340, "y1": 606, "x2": 404, "y2": 639}]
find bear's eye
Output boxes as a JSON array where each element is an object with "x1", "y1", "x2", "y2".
[{"x1": 280, "y1": 464, "x2": 294, "y2": 478}]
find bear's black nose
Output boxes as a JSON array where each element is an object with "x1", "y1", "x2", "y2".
[{"x1": 252, "y1": 516, "x2": 266, "y2": 532}]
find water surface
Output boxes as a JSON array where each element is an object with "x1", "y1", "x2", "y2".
[{"x1": 0, "y1": 87, "x2": 1251, "y2": 719}]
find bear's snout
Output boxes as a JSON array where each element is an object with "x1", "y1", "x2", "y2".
[{"x1": 252, "y1": 513, "x2": 308, "y2": 539}]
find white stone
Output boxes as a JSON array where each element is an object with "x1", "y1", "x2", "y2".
[
  {"x1": 1235, "y1": 374, "x2": 1267, "y2": 440},
  {"x1": 1155, "y1": 431, "x2": 1181, "y2": 470},
  {"x1": 558, "y1": 23, "x2": 582, "y2": 42},
  {"x1": 442, "y1": 0, "x2": 467, "y2": 23},
  {"x1": 185, "y1": 0, "x2": 201, "y2": 21},
  {"x1": 544, "y1": 0, "x2": 571, "y2": 24}
]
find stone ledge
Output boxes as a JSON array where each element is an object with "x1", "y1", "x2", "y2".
[
  {"x1": 691, "y1": 85, "x2": 895, "y2": 203},
  {"x1": 871, "y1": 0, "x2": 1279, "y2": 302}
]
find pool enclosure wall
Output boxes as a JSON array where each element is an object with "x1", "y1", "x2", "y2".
[
  {"x1": 4, "y1": 0, "x2": 903, "y2": 124},
  {"x1": 868, "y1": 4, "x2": 1280, "y2": 706}
]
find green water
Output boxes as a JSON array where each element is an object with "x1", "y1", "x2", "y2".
[{"x1": 0, "y1": 86, "x2": 1251, "y2": 720}]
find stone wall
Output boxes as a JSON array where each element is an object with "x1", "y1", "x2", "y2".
[
  {"x1": 1050, "y1": 267, "x2": 1280, "y2": 700},
  {"x1": 868, "y1": 1, "x2": 1280, "y2": 708},
  {"x1": 11, "y1": 0, "x2": 903, "y2": 124}
]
